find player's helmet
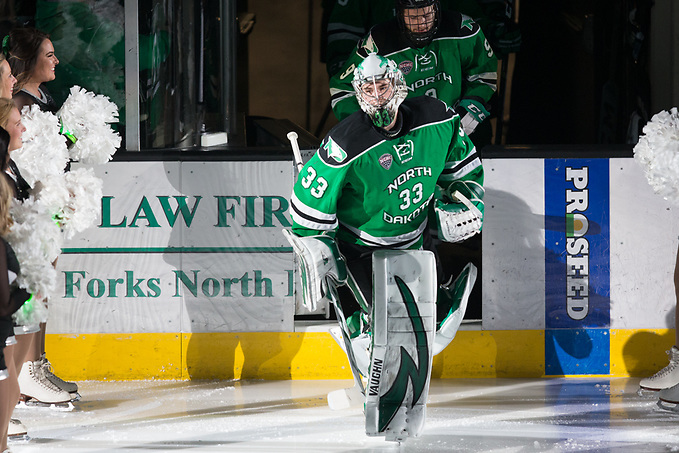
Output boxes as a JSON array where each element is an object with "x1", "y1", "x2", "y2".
[
  {"x1": 352, "y1": 53, "x2": 407, "y2": 128},
  {"x1": 396, "y1": 0, "x2": 440, "y2": 47}
]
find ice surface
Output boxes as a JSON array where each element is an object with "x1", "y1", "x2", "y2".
[{"x1": 7, "y1": 377, "x2": 679, "y2": 452}]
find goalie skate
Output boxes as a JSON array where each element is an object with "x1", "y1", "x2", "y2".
[
  {"x1": 365, "y1": 250, "x2": 436, "y2": 442},
  {"x1": 326, "y1": 284, "x2": 367, "y2": 399},
  {"x1": 327, "y1": 326, "x2": 370, "y2": 410}
]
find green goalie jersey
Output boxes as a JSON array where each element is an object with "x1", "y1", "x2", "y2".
[
  {"x1": 329, "y1": 11, "x2": 497, "y2": 126},
  {"x1": 291, "y1": 96, "x2": 483, "y2": 249}
]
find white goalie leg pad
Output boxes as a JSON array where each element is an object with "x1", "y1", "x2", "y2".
[
  {"x1": 434, "y1": 262, "x2": 477, "y2": 356},
  {"x1": 328, "y1": 327, "x2": 371, "y2": 379},
  {"x1": 282, "y1": 229, "x2": 347, "y2": 311},
  {"x1": 366, "y1": 250, "x2": 436, "y2": 442}
]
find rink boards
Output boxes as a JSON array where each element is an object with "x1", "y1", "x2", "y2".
[{"x1": 44, "y1": 155, "x2": 679, "y2": 380}]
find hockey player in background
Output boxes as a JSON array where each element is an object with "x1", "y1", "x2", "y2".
[
  {"x1": 329, "y1": 0, "x2": 498, "y2": 143},
  {"x1": 324, "y1": 0, "x2": 520, "y2": 78},
  {"x1": 287, "y1": 53, "x2": 484, "y2": 356}
]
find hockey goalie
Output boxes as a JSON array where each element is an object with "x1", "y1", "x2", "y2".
[{"x1": 284, "y1": 53, "x2": 484, "y2": 441}]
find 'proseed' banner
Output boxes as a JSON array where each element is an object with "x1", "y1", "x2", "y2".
[{"x1": 544, "y1": 159, "x2": 611, "y2": 375}]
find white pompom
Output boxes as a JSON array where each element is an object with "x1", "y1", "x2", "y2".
[
  {"x1": 13, "y1": 105, "x2": 70, "y2": 186},
  {"x1": 633, "y1": 108, "x2": 679, "y2": 205},
  {"x1": 6, "y1": 198, "x2": 62, "y2": 324},
  {"x1": 58, "y1": 86, "x2": 121, "y2": 165},
  {"x1": 60, "y1": 168, "x2": 103, "y2": 239}
]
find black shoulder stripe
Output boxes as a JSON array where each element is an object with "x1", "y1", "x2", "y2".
[
  {"x1": 319, "y1": 113, "x2": 385, "y2": 167},
  {"x1": 436, "y1": 11, "x2": 480, "y2": 38},
  {"x1": 291, "y1": 201, "x2": 336, "y2": 225},
  {"x1": 441, "y1": 151, "x2": 479, "y2": 176},
  {"x1": 401, "y1": 97, "x2": 454, "y2": 130},
  {"x1": 360, "y1": 20, "x2": 409, "y2": 56}
]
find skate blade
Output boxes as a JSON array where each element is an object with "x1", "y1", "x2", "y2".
[
  {"x1": 637, "y1": 387, "x2": 660, "y2": 397},
  {"x1": 327, "y1": 386, "x2": 364, "y2": 411},
  {"x1": 657, "y1": 399, "x2": 679, "y2": 411},
  {"x1": 17, "y1": 399, "x2": 74, "y2": 411},
  {"x1": 8, "y1": 433, "x2": 30, "y2": 443},
  {"x1": 70, "y1": 392, "x2": 81, "y2": 402}
]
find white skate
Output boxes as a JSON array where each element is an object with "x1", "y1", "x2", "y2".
[
  {"x1": 8, "y1": 418, "x2": 29, "y2": 442},
  {"x1": 17, "y1": 360, "x2": 74, "y2": 411},
  {"x1": 39, "y1": 355, "x2": 80, "y2": 401},
  {"x1": 639, "y1": 346, "x2": 679, "y2": 395}
]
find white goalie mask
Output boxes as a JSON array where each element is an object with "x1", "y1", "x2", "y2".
[{"x1": 352, "y1": 53, "x2": 407, "y2": 128}]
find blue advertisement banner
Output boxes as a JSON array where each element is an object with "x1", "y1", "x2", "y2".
[
  {"x1": 544, "y1": 159, "x2": 610, "y2": 375},
  {"x1": 544, "y1": 159, "x2": 611, "y2": 329}
]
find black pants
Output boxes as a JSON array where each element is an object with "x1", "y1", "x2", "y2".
[{"x1": 336, "y1": 231, "x2": 443, "y2": 317}]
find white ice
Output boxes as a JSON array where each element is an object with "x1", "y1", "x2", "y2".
[{"x1": 8, "y1": 377, "x2": 679, "y2": 452}]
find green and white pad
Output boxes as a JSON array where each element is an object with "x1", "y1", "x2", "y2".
[
  {"x1": 366, "y1": 250, "x2": 436, "y2": 442},
  {"x1": 282, "y1": 230, "x2": 347, "y2": 311},
  {"x1": 434, "y1": 262, "x2": 476, "y2": 355}
]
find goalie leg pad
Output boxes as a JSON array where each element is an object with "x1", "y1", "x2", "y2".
[
  {"x1": 433, "y1": 262, "x2": 477, "y2": 356},
  {"x1": 282, "y1": 229, "x2": 347, "y2": 311},
  {"x1": 366, "y1": 250, "x2": 436, "y2": 441}
]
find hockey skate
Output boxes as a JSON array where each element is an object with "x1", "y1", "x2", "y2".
[
  {"x1": 639, "y1": 346, "x2": 679, "y2": 395},
  {"x1": 8, "y1": 418, "x2": 29, "y2": 442},
  {"x1": 17, "y1": 360, "x2": 74, "y2": 410},
  {"x1": 39, "y1": 354, "x2": 80, "y2": 401},
  {"x1": 327, "y1": 326, "x2": 370, "y2": 410},
  {"x1": 433, "y1": 262, "x2": 476, "y2": 356}
]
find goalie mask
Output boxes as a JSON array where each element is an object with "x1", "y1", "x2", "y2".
[
  {"x1": 352, "y1": 53, "x2": 407, "y2": 129},
  {"x1": 396, "y1": 0, "x2": 440, "y2": 47}
]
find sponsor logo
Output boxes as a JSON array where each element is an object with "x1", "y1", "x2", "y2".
[
  {"x1": 393, "y1": 140, "x2": 414, "y2": 164},
  {"x1": 368, "y1": 357, "x2": 383, "y2": 396},
  {"x1": 398, "y1": 60, "x2": 413, "y2": 75},
  {"x1": 101, "y1": 195, "x2": 291, "y2": 229},
  {"x1": 379, "y1": 153, "x2": 393, "y2": 170},
  {"x1": 415, "y1": 51, "x2": 437, "y2": 71},
  {"x1": 565, "y1": 166, "x2": 589, "y2": 320}
]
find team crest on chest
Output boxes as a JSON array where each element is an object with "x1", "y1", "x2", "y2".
[
  {"x1": 393, "y1": 140, "x2": 414, "y2": 164},
  {"x1": 379, "y1": 153, "x2": 393, "y2": 170},
  {"x1": 415, "y1": 51, "x2": 437, "y2": 72},
  {"x1": 398, "y1": 61, "x2": 413, "y2": 75}
]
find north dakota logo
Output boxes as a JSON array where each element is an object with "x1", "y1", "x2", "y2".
[
  {"x1": 393, "y1": 140, "x2": 414, "y2": 164},
  {"x1": 323, "y1": 137, "x2": 347, "y2": 163}
]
